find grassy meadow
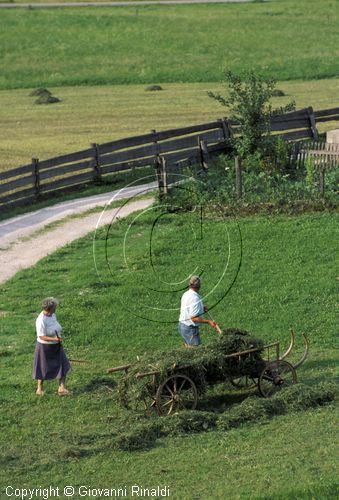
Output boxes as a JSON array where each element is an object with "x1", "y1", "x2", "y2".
[
  {"x1": 1, "y1": 78, "x2": 339, "y2": 171},
  {"x1": 0, "y1": 208, "x2": 338, "y2": 498},
  {"x1": 0, "y1": 1, "x2": 339, "y2": 91}
]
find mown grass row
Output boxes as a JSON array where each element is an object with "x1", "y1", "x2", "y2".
[
  {"x1": 115, "y1": 382, "x2": 338, "y2": 451},
  {"x1": 1, "y1": 0, "x2": 339, "y2": 90}
]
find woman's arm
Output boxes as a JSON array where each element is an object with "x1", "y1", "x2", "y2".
[{"x1": 38, "y1": 336, "x2": 61, "y2": 342}]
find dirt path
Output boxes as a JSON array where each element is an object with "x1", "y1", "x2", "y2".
[{"x1": 0, "y1": 186, "x2": 155, "y2": 284}]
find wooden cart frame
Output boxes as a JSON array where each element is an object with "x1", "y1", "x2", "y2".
[{"x1": 107, "y1": 330, "x2": 309, "y2": 416}]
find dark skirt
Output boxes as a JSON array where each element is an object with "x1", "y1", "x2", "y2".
[{"x1": 32, "y1": 342, "x2": 71, "y2": 380}]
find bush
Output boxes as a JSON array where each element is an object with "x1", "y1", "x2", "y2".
[
  {"x1": 208, "y1": 70, "x2": 295, "y2": 161},
  {"x1": 163, "y1": 151, "x2": 338, "y2": 212}
]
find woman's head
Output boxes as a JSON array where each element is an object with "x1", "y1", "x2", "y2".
[{"x1": 42, "y1": 297, "x2": 59, "y2": 314}]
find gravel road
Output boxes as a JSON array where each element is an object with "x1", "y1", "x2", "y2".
[{"x1": 0, "y1": 182, "x2": 156, "y2": 284}]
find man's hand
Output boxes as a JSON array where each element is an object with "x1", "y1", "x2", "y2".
[
  {"x1": 208, "y1": 319, "x2": 217, "y2": 328},
  {"x1": 208, "y1": 320, "x2": 222, "y2": 334},
  {"x1": 204, "y1": 305, "x2": 209, "y2": 312}
]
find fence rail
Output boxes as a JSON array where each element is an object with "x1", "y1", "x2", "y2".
[{"x1": 1, "y1": 106, "x2": 338, "y2": 210}]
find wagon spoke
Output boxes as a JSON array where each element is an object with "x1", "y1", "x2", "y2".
[
  {"x1": 164, "y1": 383, "x2": 174, "y2": 397},
  {"x1": 178, "y1": 379, "x2": 187, "y2": 393},
  {"x1": 163, "y1": 398, "x2": 174, "y2": 407},
  {"x1": 177, "y1": 399, "x2": 185, "y2": 410},
  {"x1": 258, "y1": 361, "x2": 297, "y2": 398},
  {"x1": 230, "y1": 376, "x2": 257, "y2": 390},
  {"x1": 156, "y1": 374, "x2": 198, "y2": 415}
]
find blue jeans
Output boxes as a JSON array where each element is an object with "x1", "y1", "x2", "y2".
[{"x1": 178, "y1": 322, "x2": 201, "y2": 346}]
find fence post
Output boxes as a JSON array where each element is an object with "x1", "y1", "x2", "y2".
[
  {"x1": 290, "y1": 142, "x2": 300, "y2": 171},
  {"x1": 91, "y1": 143, "x2": 101, "y2": 182},
  {"x1": 199, "y1": 139, "x2": 209, "y2": 171},
  {"x1": 219, "y1": 117, "x2": 232, "y2": 141},
  {"x1": 32, "y1": 158, "x2": 40, "y2": 199},
  {"x1": 152, "y1": 128, "x2": 160, "y2": 157},
  {"x1": 235, "y1": 156, "x2": 242, "y2": 200},
  {"x1": 152, "y1": 128, "x2": 162, "y2": 184},
  {"x1": 161, "y1": 156, "x2": 168, "y2": 195},
  {"x1": 307, "y1": 107, "x2": 319, "y2": 140},
  {"x1": 155, "y1": 155, "x2": 167, "y2": 196},
  {"x1": 319, "y1": 165, "x2": 325, "y2": 198}
]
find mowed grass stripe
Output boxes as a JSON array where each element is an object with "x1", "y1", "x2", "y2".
[
  {"x1": 0, "y1": 1, "x2": 339, "y2": 90},
  {"x1": 1, "y1": 79, "x2": 339, "y2": 170}
]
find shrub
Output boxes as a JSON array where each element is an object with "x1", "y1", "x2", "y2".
[{"x1": 208, "y1": 70, "x2": 295, "y2": 168}]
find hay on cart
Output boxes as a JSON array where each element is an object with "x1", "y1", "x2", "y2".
[{"x1": 117, "y1": 329, "x2": 266, "y2": 408}]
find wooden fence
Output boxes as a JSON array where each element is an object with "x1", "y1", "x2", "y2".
[
  {"x1": 295, "y1": 141, "x2": 339, "y2": 168},
  {"x1": 1, "y1": 106, "x2": 339, "y2": 210}
]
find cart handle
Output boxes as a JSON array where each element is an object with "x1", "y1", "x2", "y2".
[{"x1": 107, "y1": 364, "x2": 131, "y2": 374}]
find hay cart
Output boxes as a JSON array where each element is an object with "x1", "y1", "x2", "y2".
[{"x1": 107, "y1": 330, "x2": 309, "y2": 416}]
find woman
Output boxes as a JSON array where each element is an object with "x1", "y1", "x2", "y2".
[{"x1": 32, "y1": 297, "x2": 71, "y2": 395}]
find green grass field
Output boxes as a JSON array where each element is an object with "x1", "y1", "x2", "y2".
[
  {"x1": 1, "y1": 0, "x2": 338, "y2": 497},
  {"x1": 0, "y1": 0, "x2": 339, "y2": 91},
  {"x1": 0, "y1": 208, "x2": 338, "y2": 498},
  {"x1": 1, "y1": 78, "x2": 339, "y2": 170}
]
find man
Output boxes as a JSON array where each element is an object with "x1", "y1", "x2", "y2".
[{"x1": 178, "y1": 275, "x2": 219, "y2": 346}]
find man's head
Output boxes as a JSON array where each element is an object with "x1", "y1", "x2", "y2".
[{"x1": 189, "y1": 275, "x2": 201, "y2": 290}]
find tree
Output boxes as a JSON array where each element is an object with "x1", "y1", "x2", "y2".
[{"x1": 208, "y1": 70, "x2": 295, "y2": 161}]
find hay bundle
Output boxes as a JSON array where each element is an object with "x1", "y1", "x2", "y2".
[
  {"x1": 117, "y1": 330, "x2": 265, "y2": 408},
  {"x1": 29, "y1": 87, "x2": 61, "y2": 104},
  {"x1": 29, "y1": 87, "x2": 52, "y2": 97}
]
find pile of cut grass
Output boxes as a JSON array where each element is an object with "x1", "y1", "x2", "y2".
[
  {"x1": 29, "y1": 87, "x2": 61, "y2": 104},
  {"x1": 117, "y1": 330, "x2": 265, "y2": 408},
  {"x1": 115, "y1": 381, "x2": 338, "y2": 451}
]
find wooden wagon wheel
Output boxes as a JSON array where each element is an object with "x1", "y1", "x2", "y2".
[
  {"x1": 230, "y1": 376, "x2": 257, "y2": 390},
  {"x1": 258, "y1": 360, "x2": 297, "y2": 398},
  {"x1": 155, "y1": 374, "x2": 198, "y2": 416}
]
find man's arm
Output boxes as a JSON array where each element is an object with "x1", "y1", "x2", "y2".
[{"x1": 191, "y1": 316, "x2": 217, "y2": 328}]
